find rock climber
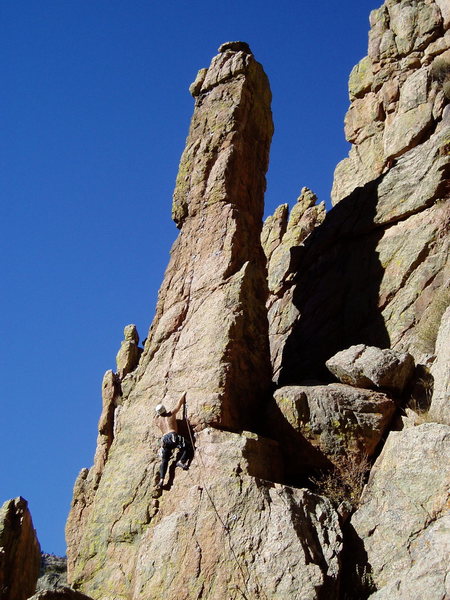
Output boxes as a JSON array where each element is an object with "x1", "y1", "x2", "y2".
[{"x1": 154, "y1": 392, "x2": 189, "y2": 488}]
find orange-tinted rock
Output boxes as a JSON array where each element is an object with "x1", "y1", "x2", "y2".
[
  {"x1": 0, "y1": 497, "x2": 41, "y2": 600},
  {"x1": 66, "y1": 42, "x2": 276, "y2": 598}
]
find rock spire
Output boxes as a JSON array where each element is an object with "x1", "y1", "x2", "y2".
[{"x1": 66, "y1": 42, "x2": 279, "y2": 597}]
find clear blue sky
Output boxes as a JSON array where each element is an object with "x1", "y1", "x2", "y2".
[{"x1": 1, "y1": 0, "x2": 379, "y2": 555}]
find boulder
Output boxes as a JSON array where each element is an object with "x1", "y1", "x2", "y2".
[
  {"x1": 272, "y1": 384, "x2": 396, "y2": 465},
  {"x1": 351, "y1": 423, "x2": 450, "y2": 597},
  {"x1": 0, "y1": 497, "x2": 41, "y2": 600},
  {"x1": 326, "y1": 344, "x2": 415, "y2": 393}
]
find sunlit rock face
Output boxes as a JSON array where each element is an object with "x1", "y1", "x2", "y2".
[
  {"x1": 66, "y1": 42, "x2": 295, "y2": 600},
  {"x1": 274, "y1": 0, "x2": 449, "y2": 386},
  {"x1": 65, "y1": 3, "x2": 450, "y2": 599},
  {"x1": 0, "y1": 497, "x2": 41, "y2": 600},
  {"x1": 351, "y1": 424, "x2": 450, "y2": 599}
]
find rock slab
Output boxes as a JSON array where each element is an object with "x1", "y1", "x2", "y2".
[
  {"x1": 326, "y1": 344, "x2": 415, "y2": 393},
  {"x1": 0, "y1": 497, "x2": 41, "y2": 600},
  {"x1": 351, "y1": 423, "x2": 450, "y2": 598}
]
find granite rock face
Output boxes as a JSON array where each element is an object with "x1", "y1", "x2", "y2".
[
  {"x1": 28, "y1": 590, "x2": 94, "y2": 600},
  {"x1": 277, "y1": 0, "x2": 449, "y2": 385},
  {"x1": 333, "y1": 0, "x2": 450, "y2": 204},
  {"x1": 115, "y1": 324, "x2": 141, "y2": 379},
  {"x1": 429, "y1": 305, "x2": 450, "y2": 424},
  {"x1": 138, "y1": 40, "x2": 273, "y2": 431},
  {"x1": 65, "y1": 4, "x2": 450, "y2": 599},
  {"x1": 351, "y1": 423, "x2": 450, "y2": 599},
  {"x1": 261, "y1": 188, "x2": 325, "y2": 381},
  {"x1": 36, "y1": 554, "x2": 68, "y2": 591},
  {"x1": 326, "y1": 344, "x2": 415, "y2": 393},
  {"x1": 125, "y1": 430, "x2": 343, "y2": 600},
  {"x1": 66, "y1": 43, "x2": 278, "y2": 599},
  {"x1": 0, "y1": 497, "x2": 41, "y2": 600},
  {"x1": 272, "y1": 384, "x2": 396, "y2": 471}
]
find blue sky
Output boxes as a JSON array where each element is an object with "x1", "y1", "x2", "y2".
[{"x1": 1, "y1": 0, "x2": 379, "y2": 555}]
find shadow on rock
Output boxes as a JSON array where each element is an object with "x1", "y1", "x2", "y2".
[{"x1": 279, "y1": 175, "x2": 391, "y2": 386}]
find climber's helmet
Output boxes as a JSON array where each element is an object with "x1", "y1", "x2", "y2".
[{"x1": 155, "y1": 404, "x2": 166, "y2": 416}]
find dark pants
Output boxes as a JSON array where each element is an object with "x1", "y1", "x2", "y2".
[{"x1": 159, "y1": 432, "x2": 189, "y2": 479}]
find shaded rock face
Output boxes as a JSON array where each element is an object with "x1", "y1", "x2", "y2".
[
  {"x1": 351, "y1": 423, "x2": 450, "y2": 599},
  {"x1": 0, "y1": 497, "x2": 41, "y2": 600},
  {"x1": 28, "y1": 590, "x2": 94, "y2": 600},
  {"x1": 36, "y1": 554, "x2": 67, "y2": 591},
  {"x1": 261, "y1": 188, "x2": 326, "y2": 381},
  {"x1": 274, "y1": 0, "x2": 449, "y2": 385},
  {"x1": 66, "y1": 43, "x2": 281, "y2": 599}
]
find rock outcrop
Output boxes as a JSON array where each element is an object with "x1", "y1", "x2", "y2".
[
  {"x1": 66, "y1": 42, "x2": 286, "y2": 599},
  {"x1": 261, "y1": 188, "x2": 325, "y2": 381},
  {"x1": 36, "y1": 554, "x2": 68, "y2": 591},
  {"x1": 351, "y1": 423, "x2": 450, "y2": 599},
  {"x1": 274, "y1": 0, "x2": 449, "y2": 386},
  {"x1": 115, "y1": 325, "x2": 141, "y2": 379},
  {"x1": 28, "y1": 591, "x2": 94, "y2": 600},
  {"x1": 429, "y1": 305, "x2": 450, "y2": 424},
  {"x1": 0, "y1": 497, "x2": 41, "y2": 600},
  {"x1": 326, "y1": 344, "x2": 415, "y2": 393},
  {"x1": 64, "y1": 3, "x2": 450, "y2": 599},
  {"x1": 273, "y1": 383, "x2": 396, "y2": 463}
]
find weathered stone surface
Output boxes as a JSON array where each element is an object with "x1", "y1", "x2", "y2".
[
  {"x1": 70, "y1": 428, "x2": 342, "y2": 600},
  {"x1": 260, "y1": 203, "x2": 288, "y2": 261},
  {"x1": 278, "y1": 128, "x2": 449, "y2": 384},
  {"x1": 272, "y1": 384, "x2": 396, "y2": 464},
  {"x1": 115, "y1": 324, "x2": 141, "y2": 379},
  {"x1": 36, "y1": 554, "x2": 67, "y2": 591},
  {"x1": 262, "y1": 189, "x2": 325, "y2": 381},
  {"x1": 0, "y1": 497, "x2": 41, "y2": 600},
  {"x1": 138, "y1": 41, "x2": 273, "y2": 431},
  {"x1": 349, "y1": 56, "x2": 374, "y2": 100},
  {"x1": 383, "y1": 101, "x2": 433, "y2": 159},
  {"x1": 67, "y1": 43, "x2": 276, "y2": 598},
  {"x1": 28, "y1": 589, "x2": 94, "y2": 600},
  {"x1": 333, "y1": 0, "x2": 448, "y2": 205},
  {"x1": 351, "y1": 423, "x2": 450, "y2": 597},
  {"x1": 436, "y1": 0, "x2": 450, "y2": 28},
  {"x1": 429, "y1": 305, "x2": 450, "y2": 424},
  {"x1": 326, "y1": 344, "x2": 415, "y2": 393}
]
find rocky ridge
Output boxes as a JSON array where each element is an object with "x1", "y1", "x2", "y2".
[
  {"x1": 2, "y1": 1, "x2": 448, "y2": 599},
  {"x1": 64, "y1": 3, "x2": 448, "y2": 597}
]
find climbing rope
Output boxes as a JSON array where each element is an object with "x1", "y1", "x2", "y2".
[{"x1": 183, "y1": 407, "x2": 261, "y2": 600}]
